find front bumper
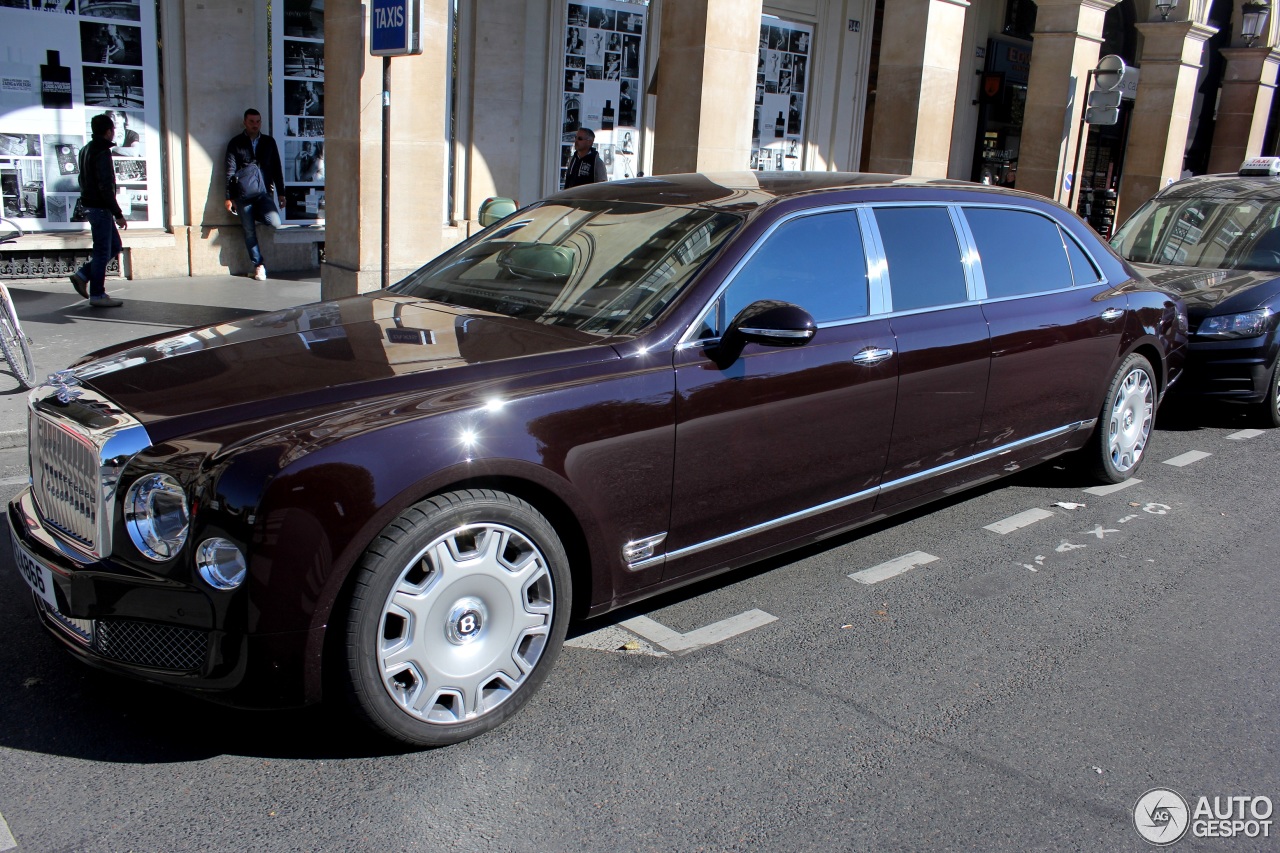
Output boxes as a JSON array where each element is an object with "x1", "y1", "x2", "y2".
[
  {"x1": 1177, "y1": 333, "x2": 1278, "y2": 405},
  {"x1": 9, "y1": 487, "x2": 319, "y2": 708}
]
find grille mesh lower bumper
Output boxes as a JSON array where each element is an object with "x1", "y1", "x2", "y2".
[{"x1": 95, "y1": 618, "x2": 208, "y2": 671}]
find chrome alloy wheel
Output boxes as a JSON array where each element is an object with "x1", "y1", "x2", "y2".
[
  {"x1": 377, "y1": 523, "x2": 555, "y2": 725},
  {"x1": 1106, "y1": 366, "x2": 1153, "y2": 473}
]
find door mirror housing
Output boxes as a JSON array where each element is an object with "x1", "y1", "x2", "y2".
[{"x1": 725, "y1": 300, "x2": 816, "y2": 348}]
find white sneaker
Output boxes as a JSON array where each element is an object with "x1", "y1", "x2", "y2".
[{"x1": 253, "y1": 265, "x2": 267, "y2": 281}]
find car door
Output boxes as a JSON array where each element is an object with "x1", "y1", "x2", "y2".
[
  {"x1": 663, "y1": 209, "x2": 898, "y2": 581},
  {"x1": 867, "y1": 205, "x2": 992, "y2": 509},
  {"x1": 962, "y1": 205, "x2": 1128, "y2": 448}
]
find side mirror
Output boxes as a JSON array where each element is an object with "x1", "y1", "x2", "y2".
[
  {"x1": 478, "y1": 197, "x2": 518, "y2": 227},
  {"x1": 725, "y1": 300, "x2": 816, "y2": 348}
]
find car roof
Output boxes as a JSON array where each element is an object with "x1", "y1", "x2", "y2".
[
  {"x1": 1153, "y1": 172, "x2": 1280, "y2": 201},
  {"x1": 551, "y1": 171, "x2": 1034, "y2": 212}
]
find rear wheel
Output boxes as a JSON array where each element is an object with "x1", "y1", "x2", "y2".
[
  {"x1": 1084, "y1": 353, "x2": 1156, "y2": 484},
  {"x1": 342, "y1": 489, "x2": 571, "y2": 747}
]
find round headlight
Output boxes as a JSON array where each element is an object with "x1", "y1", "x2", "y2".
[
  {"x1": 123, "y1": 473, "x2": 190, "y2": 561},
  {"x1": 196, "y1": 538, "x2": 247, "y2": 590}
]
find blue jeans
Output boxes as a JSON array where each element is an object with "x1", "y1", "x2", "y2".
[
  {"x1": 76, "y1": 207, "x2": 122, "y2": 298},
  {"x1": 237, "y1": 193, "x2": 282, "y2": 267}
]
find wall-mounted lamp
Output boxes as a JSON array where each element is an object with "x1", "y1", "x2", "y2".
[
  {"x1": 1242, "y1": 1, "x2": 1271, "y2": 46},
  {"x1": 1156, "y1": 1, "x2": 1177, "y2": 21}
]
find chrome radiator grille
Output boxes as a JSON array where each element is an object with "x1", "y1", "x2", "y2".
[{"x1": 30, "y1": 410, "x2": 99, "y2": 552}]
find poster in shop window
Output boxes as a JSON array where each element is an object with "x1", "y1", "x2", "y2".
[
  {"x1": 0, "y1": 0, "x2": 160, "y2": 230},
  {"x1": 751, "y1": 17, "x2": 810, "y2": 172},
  {"x1": 560, "y1": 0, "x2": 646, "y2": 187},
  {"x1": 272, "y1": 0, "x2": 325, "y2": 223}
]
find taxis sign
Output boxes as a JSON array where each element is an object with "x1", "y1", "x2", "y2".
[{"x1": 370, "y1": 0, "x2": 423, "y2": 56}]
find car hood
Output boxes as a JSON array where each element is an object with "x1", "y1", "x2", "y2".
[
  {"x1": 66, "y1": 294, "x2": 620, "y2": 442},
  {"x1": 1129, "y1": 262, "x2": 1280, "y2": 320}
]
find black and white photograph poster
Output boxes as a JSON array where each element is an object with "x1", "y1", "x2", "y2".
[
  {"x1": 752, "y1": 17, "x2": 810, "y2": 172},
  {"x1": 273, "y1": 0, "x2": 324, "y2": 223},
  {"x1": 559, "y1": 0, "x2": 646, "y2": 186}
]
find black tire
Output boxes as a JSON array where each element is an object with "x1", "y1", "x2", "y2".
[
  {"x1": 1256, "y1": 354, "x2": 1280, "y2": 428},
  {"x1": 1084, "y1": 352, "x2": 1156, "y2": 484},
  {"x1": 0, "y1": 285, "x2": 34, "y2": 389},
  {"x1": 342, "y1": 489, "x2": 571, "y2": 747}
]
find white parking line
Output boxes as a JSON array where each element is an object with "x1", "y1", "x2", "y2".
[
  {"x1": 984, "y1": 508, "x2": 1055, "y2": 535},
  {"x1": 1227, "y1": 429, "x2": 1265, "y2": 440},
  {"x1": 0, "y1": 811, "x2": 16, "y2": 852},
  {"x1": 0, "y1": 475, "x2": 28, "y2": 487},
  {"x1": 1162, "y1": 450, "x2": 1212, "y2": 467},
  {"x1": 565, "y1": 624, "x2": 668, "y2": 656},
  {"x1": 1083, "y1": 478, "x2": 1142, "y2": 496},
  {"x1": 619, "y1": 609, "x2": 777, "y2": 654},
  {"x1": 849, "y1": 551, "x2": 939, "y2": 584}
]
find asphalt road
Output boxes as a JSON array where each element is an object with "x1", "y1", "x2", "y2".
[{"x1": 0, "y1": 390, "x2": 1275, "y2": 851}]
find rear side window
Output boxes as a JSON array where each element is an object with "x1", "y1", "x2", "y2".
[
  {"x1": 722, "y1": 210, "x2": 869, "y2": 325},
  {"x1": 964, "y1": 207, "x2": 1073, "y2": 297},
  {"x1": 874, "y1": 207, "x2": 968, "y2": 311},
  {"x1": 1062, "y1": 229, "x2": 1102, "y2": 285}
]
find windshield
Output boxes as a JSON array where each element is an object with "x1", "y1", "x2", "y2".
[
  {"x1": 1112, "y1": 195, "x2": 1280, "y2": 271},
  {"x1": 390, "y1": 200, "x2": 742, "y2": 336}
]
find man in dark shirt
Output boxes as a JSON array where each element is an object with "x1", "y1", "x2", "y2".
[
  {"x1": 68, "y1": 113, "x2": 126, "y2": 307},
  {"x1": 225, "y1": 108, "x2": 286, "y2": 280},
  {"x1": 562, "y1": 126, "x2": 607, "y2": 189}
]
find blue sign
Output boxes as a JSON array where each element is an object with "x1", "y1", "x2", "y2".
[{"x1": 370, "y1": 0, "x2": 421, "y2": 56}]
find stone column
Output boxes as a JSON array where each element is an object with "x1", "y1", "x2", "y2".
[
  {"x1": 1206, "y1": 47, "x2": 1280, "y2": 175},
  {"x1": 1016, "y1": 0, "x2": 1118, "y2": 202},
  {"x1": 864, "y1": 0, "x2": 970, "y2": 177},
  {"x1": 650, "y1": 0, "x2": 762, "y2": 175},
  {"x1": 1116, "y1": 20, "x2": 1217, "y2": 223},
  {"x1": 323, "y1": 0, "x2": 453, "y2": 299}
]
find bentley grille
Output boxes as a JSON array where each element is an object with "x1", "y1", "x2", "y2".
[{"x1": 29, "y1": 410, "x2": 100, "y2": 553}]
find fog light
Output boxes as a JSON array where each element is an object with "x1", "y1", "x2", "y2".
[{"x1": 196, "y1": 538, "x2": 247, "y2": 590}]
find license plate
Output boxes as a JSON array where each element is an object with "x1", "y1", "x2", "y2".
[{"x1": 13, "y1": 538, "x2": 58, "y2": 610}]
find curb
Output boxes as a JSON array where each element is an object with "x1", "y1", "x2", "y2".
[{"x1": 0, "y1": 430, "x2": 24, "y2": 451}]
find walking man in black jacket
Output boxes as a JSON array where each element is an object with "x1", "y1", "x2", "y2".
[
  {"x1": 225, "y1": 108, "x2": 286, "y2": 280},
  {"x1": 69, "y1": 113, "x2": 126, "y2": 307}
]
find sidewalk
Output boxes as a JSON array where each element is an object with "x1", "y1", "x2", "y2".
[{"x1": 0, "y1": 272, "x2": 323, "y2": 449}]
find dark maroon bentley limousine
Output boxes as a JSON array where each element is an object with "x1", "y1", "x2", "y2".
[{"x1": 10, "y1": 173, "x2": 1187, "y2": 746}]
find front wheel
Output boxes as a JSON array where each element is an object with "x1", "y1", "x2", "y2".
[
  {"x1": 1256, "y1": 354, "x2": 1280, "y2": 428},
  {"x1": 342, "y1": 489, "x2": 571, "y2": 747},
  {"x1": 1083, "y1": 353, "x2": 1156, "y2": 484}
]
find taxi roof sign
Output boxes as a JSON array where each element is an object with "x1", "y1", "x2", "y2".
[{"x1": 1239, "y1": 157, "x2": 1280, "y2": 176}]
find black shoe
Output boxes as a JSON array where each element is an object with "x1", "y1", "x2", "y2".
[{"x1": 69, "y1": 271, "x2": 89, "y2": 299}]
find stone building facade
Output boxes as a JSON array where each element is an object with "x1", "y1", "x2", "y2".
[{"x1": 0, "y1": 0, "x2": 1275, "y2": 298}]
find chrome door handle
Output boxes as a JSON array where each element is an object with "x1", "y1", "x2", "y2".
[
  {"x1": 1101, "y1": 307, "x2": 1124, "y2": 322},
  {"x1": 852, "y1": 347, "x2": 894, "y2": 365}
]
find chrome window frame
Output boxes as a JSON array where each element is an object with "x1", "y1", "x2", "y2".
[{"x1": 676, "y1": 198, "x2": 1116, "y2": 347}]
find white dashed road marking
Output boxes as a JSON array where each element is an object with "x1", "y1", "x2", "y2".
[
  {"x1": 983, "y1": 508, "x2": 1054, "y2": 534},
  {"x1": 618, "y1": 609, "x2": 777, "y2": 654},
  {"x1": 1162, "y1": 450, "x2": 1212, "y2": 467},
  {"x1": 566, "y1": 624, "x2": 668, "y2": 656},
  {"x1": 849, "y1": 551, "x2": 939, "y2": 584},
  {"x1": 0, "y1": 811, "x2": 16, "y2": 852},
  {"x1": 1227, "y1": 429, "x2": 1265, "y2": 440},
  {"x1": 1083, "y1": 478, "x2": 1142, "y2": 496}
]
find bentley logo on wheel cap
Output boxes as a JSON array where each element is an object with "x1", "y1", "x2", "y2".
[{"x1": 445, "y1": 597, "x2": 487, "y2": 645}]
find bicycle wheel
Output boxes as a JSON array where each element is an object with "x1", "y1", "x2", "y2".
[{"x1": 0, "y1": 283, "x2": 35, "y2": 389}]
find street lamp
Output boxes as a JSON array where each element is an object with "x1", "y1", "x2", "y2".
[
  {"x1": 1156, "y1": 1, "x2": 1177, "y2": 21},
  {"x1": 1242, "y1": 1, "x2": 1271, "y2": 47}
]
